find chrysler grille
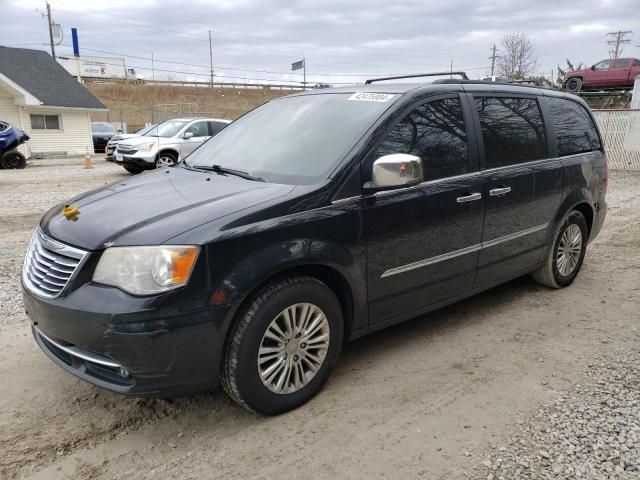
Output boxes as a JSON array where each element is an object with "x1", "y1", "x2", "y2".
[{"x1": 22, "y1": 229, "x2": 87, "y2": 298}]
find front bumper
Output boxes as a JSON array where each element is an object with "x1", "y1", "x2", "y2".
[{"x1": 23, "y1": 282, "x2": 229, "y2": 397}]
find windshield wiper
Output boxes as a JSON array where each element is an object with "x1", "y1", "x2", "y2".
[{"x1": 187, "y1": 164, "x2": 265, "y2": 182}]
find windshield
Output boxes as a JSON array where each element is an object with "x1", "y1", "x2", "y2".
[
  {"x1": 156, "y1": 120, "x2": 189, "y2": 138},
  {"x1": 184, "y1": 93, "x2": 398, "y2": 184},
  {"x1": 136, "y1": 124, "x2": 157, "y2": 136},
  {"x1": 92, "y1": 123, "x2": 116, "y2": 133}
]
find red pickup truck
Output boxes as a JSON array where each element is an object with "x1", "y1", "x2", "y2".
[{"x1": 565, "y1": 57, "x2": 640, "y2": 92}]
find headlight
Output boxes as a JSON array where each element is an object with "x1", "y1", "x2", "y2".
[
  {"x1": 93, "y1": 246, "x2": 200, "y2": 295},
  {"x1": 135, "y1": 142, "x2": 157, "y2": 151}
]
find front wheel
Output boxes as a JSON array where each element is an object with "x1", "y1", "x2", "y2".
[
  {"x1": 221, "y1": 276, "x2": 344, "y2": 415},
  {"x1": 155, "y1": 152, "x2": 178, "y2": 168},
  {"x1": 532, "y1": 210, "x2": 588, "y2": 288},
  {"x1": 565, "y1": 77, "x2": 583, "y2": 93},
  {"x1": 1, "y1": 151, "x2": 27, "y2": 169}
]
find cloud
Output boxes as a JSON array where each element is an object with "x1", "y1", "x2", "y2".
[{"x1": 1, "y1": 0, "x2": 638, "y2": 85}]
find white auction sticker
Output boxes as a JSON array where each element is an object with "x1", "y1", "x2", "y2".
[{"x1": 348, "y1": 92, "x2": 396, "y2": 102}]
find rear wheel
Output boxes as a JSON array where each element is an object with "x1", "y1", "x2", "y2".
[
  {"x1": 0, "y1": 151, "x2": 27, "y2": 169},
  {"x1": 155, "y1": 152, "x2": 178, "y2": 168},
  {"x1": 565, "y1": 77, "x2": 583, "y2": 93},
  {"x1": 221, "y1": 276, "x2": 343, "y2": 415},
  {"x1": 532, "y1": 210, "x2": 588, "y2": 288}
]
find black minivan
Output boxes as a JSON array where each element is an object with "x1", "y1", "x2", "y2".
[{"x1": 22, "y1": 78, "x2": 607, "y2": 414}]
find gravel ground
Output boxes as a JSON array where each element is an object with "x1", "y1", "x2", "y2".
[
  {"x1": 1, "y1": 159, "x2": 639, "y2": 480},
  {"x1": 474, "y1": 346, "x2": 640, "y2": 479}
]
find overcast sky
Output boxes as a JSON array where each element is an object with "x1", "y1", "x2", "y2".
[{"x1": 1, "y1": 0, "x2": 638, "y2": 86}]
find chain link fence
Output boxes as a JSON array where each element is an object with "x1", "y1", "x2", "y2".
[{"x1": 593, "y1": 109, "x2": 640, "y2": 171}]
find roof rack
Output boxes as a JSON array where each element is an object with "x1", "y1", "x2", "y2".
[{"x1": 365, "y1": 71, "x2": 469, "y2": 85}]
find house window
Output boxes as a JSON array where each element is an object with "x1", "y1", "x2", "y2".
[{"x1": 30, "y1": 114, "x2": 61, "y2": 130}]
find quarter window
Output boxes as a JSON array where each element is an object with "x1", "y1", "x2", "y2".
[
  {"x1": 30, "y1": 114, "x2": 61, "y2": 130},
  {"x1": 546, "y1": 97, "x2": 601, "y2": 156},
  {"x1": 474, "y1": 96, "x2": 547, "y2": 169},
  {"x1": 375, "y1": 97, "x2": 470, "y2": 181}
]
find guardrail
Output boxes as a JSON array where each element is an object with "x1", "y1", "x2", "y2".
[
  {"x1": 81, "y1": 76, "x2": 305, "y2": 91},
  {"x1": 593, "y1": 109, "x2": 640, "y2": 171}
]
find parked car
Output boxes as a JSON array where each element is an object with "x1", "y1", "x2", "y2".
[
  {"x1": 115, "y1": 118, "x2": 230, "y2": 174},
  {"x1": 105, "y1": 124, "x2": 157, "y2": 162},
  {"x1": 22, "y1": 80, "x2": 607, "y2": 415},
  {"x1": 91, "y1": 122, "x2": 118, "y2": 153},
  {"x1": 565, "y1": 57, "x2": 640, "y2": 92},
  {"x1": 0, "y1": 120, "x2": 29, "y2": 169}
]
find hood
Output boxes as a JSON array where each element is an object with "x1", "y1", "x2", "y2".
[
  {"x1": 566, "y1": 68, "x2": 588, "y2": 78},
  {"x1": 41, "y1": 167, "x2": 295, "y2": 250},
  {"x1": 119, "y1": 135, "x2": 176, "y2": 148},
  {"x1": 109, "y1": 133, "x2": 138, "y2": 142}
]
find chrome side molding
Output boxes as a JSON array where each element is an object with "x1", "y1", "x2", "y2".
[{"x1": 381, "y1": 223, "x2": 549, "y2": 278}]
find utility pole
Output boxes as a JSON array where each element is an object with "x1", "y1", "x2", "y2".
[
  {"x1": 208, "y1": 29, "x2": 214, "y2": 87},
  {"x1": 607, "y1": 30, "x2": 632, "y2": 59},
  {"x1": 46, "y1": 2, "x2": 56, "y2": 60},
  {"x1": 303, "y1": 57, "x2": 306, "y2": 90},
  {"x1": 489, "y1": 44, "x2": 499, "y2": 76},
  {"x1": 151, "y1": 52, "x2": 155, "y2": 81},
  {"x1": 450, "y1": 59, "x2": 453, "y2": 78}
]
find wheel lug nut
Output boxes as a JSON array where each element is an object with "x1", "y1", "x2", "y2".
[
  {"x1": 301, "y1": 343, "x2": 306, "y2": 348},
  {"x1": 294, "y1": 355, "x2": 299, "y2": 361}
]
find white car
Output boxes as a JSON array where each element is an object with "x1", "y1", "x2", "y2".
[
  {"x1": 105, "y1": 124, "x2": 157, "y2": 162},
  {"x1": 115, "y1": 118, "x2": 231, "y2": 174}
]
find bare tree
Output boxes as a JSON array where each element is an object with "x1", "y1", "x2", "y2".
[
  {"x1": 497, "y1": 31, "x2": 538, "y2": 80},
  {"x1": 556, "y1": 59, "x2": 584, "y2": 86}
]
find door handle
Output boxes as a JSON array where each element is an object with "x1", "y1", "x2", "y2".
[
  {"x1": 456, "y1": 192, "x2": 482, "y2": 203},
  {"x1": 489, "y1": 186, "x2": 512, "y2": 197}
]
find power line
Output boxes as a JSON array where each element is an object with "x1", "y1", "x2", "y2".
[{"x1": 57, "y1": 43, "x2": 489, "y2": 79}]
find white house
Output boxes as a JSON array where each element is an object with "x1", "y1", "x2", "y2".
[{"x1": 0, "y1": 46, "x2": 107, "y2": 156}]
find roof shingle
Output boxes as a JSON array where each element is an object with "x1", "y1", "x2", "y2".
[{"x1": 0, "y1": 47, "x2": 106, "y2": 109}]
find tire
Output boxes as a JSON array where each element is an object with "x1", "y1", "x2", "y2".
[
  {"x1": 124, "y1": 166, "x2": 143, "y2": 174},
  {"x1": 565, "y1": 77, "x2": 583, "y2": 93},
  {"x1": 155, "y1": 152, "x2": 178, "y2": 169},
  {"x1": 1, "y1": 151, "x2": 27, "y2": 169},
  {"x1": 532, "y1": 210, "x2": 589, "y2": 288},
  {"x1": 221, "y1": 275, "x2": 344, "y2": 415}
]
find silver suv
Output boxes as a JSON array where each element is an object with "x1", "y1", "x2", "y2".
[{"x1": 115, "y1": 118, "x2": 231, "y2": 174}]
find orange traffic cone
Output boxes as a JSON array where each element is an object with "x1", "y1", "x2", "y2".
[{"x1": 84, "y1": 150, "x2": 93, "y2": 169}]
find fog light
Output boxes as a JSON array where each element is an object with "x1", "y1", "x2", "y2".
[{"x1": 119, "y1": 367, "x2": 130, "y2": 378}]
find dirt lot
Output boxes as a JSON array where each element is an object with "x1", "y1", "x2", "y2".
[{"x1": 1, "y1": 159, "x2": 639, "y2": 479}]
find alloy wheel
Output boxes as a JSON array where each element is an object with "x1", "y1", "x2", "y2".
[
  {"x1": 156, "y1": 156, "x2": 176, "y2": 168},
  {"x1": 257, "y1": 303, "x2": 330, "y2": 394},
  {"x1": 557, "y1": 224, "x2": 582, "y2": 276}
]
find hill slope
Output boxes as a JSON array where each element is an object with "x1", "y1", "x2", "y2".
[{"x1": 86, "y1": 82, "x2": 298, "y2": 131}]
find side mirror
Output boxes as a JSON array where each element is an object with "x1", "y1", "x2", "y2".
[
  {"x1": 364, "y1": 154, "x2": 423, "y2": 193},
  {"x1": 590, "y1": 65, "x2": 596, "y2": 71},
  {"x1": 183, "y1": 131, "x2": 194, "y2": 139}
]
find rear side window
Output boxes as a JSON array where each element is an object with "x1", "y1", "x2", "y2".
[
  {"x1": 612, "y1": 58, "x2": 631, "y2": 68},
  {"x1": 209, "y1": 121, "x2": 227, "y2": 135},
  {"x1": 474, "y1": 96, "x2": 547, "y2": 169},
  {"x1": 545, "y1": 98, "x2": 601, "y2": 156},
  {"x1": 375, "y1": 97, "x2": 469, "y2": 181}
]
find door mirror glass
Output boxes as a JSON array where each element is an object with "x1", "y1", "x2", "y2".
[
  {"x1": 183, "y1": 131, "x2": 194, "y2": 139},
  {"x1": 365, "y1": 154, "x2": 423, "y2": 192}
]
